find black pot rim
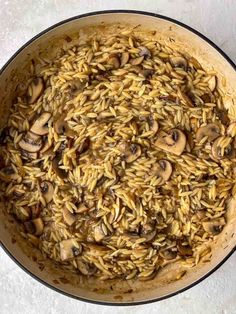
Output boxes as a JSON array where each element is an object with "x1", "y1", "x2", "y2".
[{"x1": 1, "y1": 9, "x2": 236, "y2": 306}]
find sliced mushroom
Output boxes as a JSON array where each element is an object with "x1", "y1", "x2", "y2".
[
  {"x1": 177, "y1": 88, "x2": 194, "y2": 107},
  {"x1": 40, "y1": 181, "x2": 54, "y2": 203},
  {"x1": 27, "y1": 77, "x2": 44, "y2": 104},
  {"x1": 202, "y1": 217, "x2": 226, "y2": 235},
  {"x1": 216, "y1": 108, "x2": 230, "y2": 125},
  {"x1": 177, "y1": 241, "x2": 193, "y2": 256},
  {"x1": 120, "y1": 52, "x2": 129, "y2": 67},
  {"x1": 54, "y1": 114, "x2": 76, "y2": 138},
  {"x1": 139, "y1": 46, "x2": 151, "y2": 58},
  {"x1": 130, "y1": 56, "x2": 144, "y2": 66},
  {"x1": 62, "y1": 208, "x2": 76, "y2": 226},
  {"x1": 21, "y1": 150, "x2": 38, "y2": 160},
  {"x1": 94, "y1": 224, "x2": 106, "y2": 242},
  {"x1": 59, "y1": 239, "x2": 82, "y2": 261},
  {"x1": 148, "y1": 116, "x2": 158, "y2": 134},
  {"x1": 155, "y1": 129, "x2": 186, "y2": 156},
  {"x1": 208, "y1": 76, "x2": 217, "y2": 92},
  {"x1": 185, "y1": 131, "x2": 194, "y2": 152},
  {"x1": 0, "y1": 166, "x2": 19, "y2": 182},
  {"x1": 212, "y1": 136, "x2": 236, "y2": 159},
  {"x1": 77, "y1": 137, "x2": 90, "y2": 155},
  {"x1": 170, "y1": 56, "x2": 187, "y2": 70},
  {"x1": 77, "y1": 258, "x2": 97, "y2": 276},
  {"x1": 19, "y1": 132, "x2": 42, "y2": 153},
  {"x1": 196, "y1": 123, "x2": 221, "y2": 142},
  {"x1": 52, "y1": 154, "x2": 68, "y2": 179},
  {"x1": 140, "y1": 69, "x2": 154, "y2": 79},
  {"x1": 108, "y1": 55, "x2": 120, "y2": 69},
  {"x1": 31, "y1": 205, "x2": 42, "y2": 219},
  {"x1": 159, "y1": 249, "x2": 177, "y2": 260},
  {"x1": 24, "y1": 217, "x2": 44, "y2": 236},
  {"x1": 30, "y1": 112, "x2": 51, "y2": 135},
  {"x1": 152, "y1": 159, "x2": 173, "y2": 184},
  {"x1": 123, "y1": 143, "x2": 142, "y2": 163}
]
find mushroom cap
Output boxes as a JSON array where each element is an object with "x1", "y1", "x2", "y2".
[
  {"x1": 159, "y1": 249, "x2": 177, "y2": 260},
  {"x1": 107, "y1": 55, "x2": 120, "y2": 69},
  {"x1": 212, "y1": 136, "x2": 236, "y2": 159},
  {"x1": 59, "y1": 239, "x2": 82, "y2": 261},
  {"x1": 76, "y1": 258, "x2": 97, "y2": 276},
  {"x1": 153, "y1": 159, "x2": 173, "y2": 184},
  {"x1": 27, "y1": 77, "x2": 44, "y2": 104},
  {"x1": 94, "y1": 224, "x2": 106, "y2": 242},
  {"x1": 121, "y1": 142, "x2": 142, "y2": 163},
  {"x1": 19, "y1": 132, "x2": 42, "y2": 153},
  {"x1": 170, "y1": 56, "x2": 187, "y2": 70},
  {"x1": 0, "y1": 166, "x2": 19, "y2": 182},
  {"x1": 30, "y1": 112, "x2": 51, "y2": 135},
  {"x1": 24, "y1": 218, "x2": 44, "y2": 236},
  {"x1": 40, "y1": 181, "x2": 54, "y2": 203},
  {"x1": 202, "y1": 217, "x2": 225, "y2": 235},
  {"x1": 196, "y1": 123, "x2": 221, "y2": 142},
  {"x1": 139, "y1": 46, "x2": 151, "y2": 58},
  {"x1": 177, "y1": 88, "x2": 194, "y2": 107},
  {"x1": 155, "y1": 129, "x2": 186, "y2": 156},
  {"x1": 148, "y1": 116, "x2": 159, "y2": 134},
  {"x1": 62, "y1": 208, "x2": 76, "y2": 226}
]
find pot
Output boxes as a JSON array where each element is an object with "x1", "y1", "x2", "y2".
[{"x1": 1, "y1": 10, "x2": 236, "y2": 305}]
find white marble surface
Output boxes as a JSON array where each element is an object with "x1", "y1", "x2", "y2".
[{"x1": 1, "y1": 1, "x2": 236, "y2": 313}]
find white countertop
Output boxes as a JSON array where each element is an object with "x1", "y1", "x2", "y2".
[{"x1": 1, "y1": 1, "x2": 236, "y2": 313}]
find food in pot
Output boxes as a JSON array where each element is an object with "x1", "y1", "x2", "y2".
[{"x1": 0, "y1": 30, "x2": 235, "y2": 281}]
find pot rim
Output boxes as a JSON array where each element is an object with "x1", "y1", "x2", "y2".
[{"x1": 1, "y1": 9, "x2": 236, "y2": 306}]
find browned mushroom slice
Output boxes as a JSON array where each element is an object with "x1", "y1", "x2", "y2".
[
  {"x1": 216, "y1": 108, "x2": 230, "y2": 125},
  {"x1": 31, "y1": 204, "x2": 42, "y2": 219},
  {"x1": 52, "y1": 154, "x2": 68, "y2": 179},
  {"x1": 0, "y1": 166, "x2": 19, "y2": 182},
  {"x1": 130, "y1": 56, "x2": 144, "y2": 66},
  {"x1": 59, "y1": 239, "x2": 82, "y2": 261},
  {"x1": 202, "y1": 217, "x2": 226, "y2": 235},
  {"x1": 108, "y1": 54, "x2": 120, "y2": 69},
  {"x1": 120, "y1": 52, "x2": 129, "y2": 67},
  {"x1": 76, "y1": 258, "x2": 97, "y2": 276},
  {"x1": 21, "y1": 150, "x2": 38, "y2": 160},
  {"x1": 30, "y1": 112, "x2": 51, "y2": 135},
  {"x1": 24, "y1": 217, "x2": 44, "y2": 236},
  {"x1": 159, "y1": 249, "x2": 177, "y2": 260},
  {"x1": 77, "y1": 137, "x2": 90, "y2": 154},
  {"x1": 155, "y1": 129, "x2": 186, "y2": 156},
  {"x1": 177, "y1": 88, "x2": 194, "y2": 107},
  {"x1": 40, "y1": 181, "x2": 54, "y2": 203},
  {"x1": 140, "y1": 69, "x2": 154, "y2": 78},
  {"x1": 185, "y1": 131, "x2": 194, "y2": 152},
  {"x1": 124, "y1": 143, "x2": 142, "y2": 163},
  {"x1": 177, "y1": 242, "x2": 193, "y2": 256},
  {"x1": 94, "y1": 224, "x2": 106, "y2": 242},
  {"x1": 62, "y1": 208, "x2": 76, "y2": 226},
  {"x1": 148, "y1": 116, "x2": 158, "y2": 134},
  {"x1": 196, "y1": 123, "x2": 221, "y2": 142},
  {"x1": 212, "y1": 136, "x2": 236, "y2": 159},
  {"x1": 170, "y1": 56, "x2": 187, "y2": 70},
  {"x1": 19, "y1": 132, "x2": 42, "y2": 153},
  {"x1": 27, "y1": 77, "x2": 44, "y2": 104},
  {"x1": 208, "y1": 76, "x2": 217, "y2": 92},
  {"x1": 139, "y1": 46, "x2": 151, "y2": 58},
  {"x1": 153, "y1": 159, "x2": 173, "y2": 184}
]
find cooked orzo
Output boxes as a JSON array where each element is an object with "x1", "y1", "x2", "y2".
[{"x1": 1, "y1": 30, "x2": 235, "y2": 281}]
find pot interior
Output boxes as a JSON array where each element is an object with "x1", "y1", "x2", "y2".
[{"x1": 0, "y1": 12, "x2": 236, "y2": 304}]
